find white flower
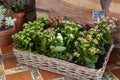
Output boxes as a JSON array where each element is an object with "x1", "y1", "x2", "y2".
[{"x1": 56, "y1": 33, "x2": 63, "y2": 40}]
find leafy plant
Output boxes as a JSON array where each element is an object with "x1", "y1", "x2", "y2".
[
  {"x1": 0, "y1": 6, "x2": 6, "y2": 21},
  {"x1": 0, "y1": 5, "x2": 16, "y2": 29},
  {"x1": 3, "y1": 0, "x2": 26, "y2": 16},
  {"x1": 72, "y1": 17, "x2": 117, "y2": 68},
  {"x1": 94, "y1": 17, "x2": 117, "y2": 43},
  {"x1": 12, "y1": 15, "x2": 117, "y2": 68}
]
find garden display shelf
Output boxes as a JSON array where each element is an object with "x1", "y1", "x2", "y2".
[{"x1": 13, "y1": 44, "x2": 114, "y2": 80}]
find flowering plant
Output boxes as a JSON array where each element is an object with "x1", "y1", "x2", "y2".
[
  {"x1": 94, "y1": 17, "x2": 117, "y2": 43},
  {"x1": 94, "y1": 17, "x2": 117, "y2": 32},
  {"x1": 12, "y1": 16, "x2": 117, "y2": 68},
  {"x1": 73, "y1": 17, "x2": 117, "y2": 68},
  {"x1": 73, "y1": 29, "x2": 101, "y2": 68},
  {"x1": 43, "y1": 15, "x2": 64, "y2": 30},
  {"x1": 3, "y1": 0, "x2": 26, "y2": 14}
]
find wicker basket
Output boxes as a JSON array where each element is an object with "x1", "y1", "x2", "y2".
[{"x1": 13, "y1": 44, "x2": 114, "y2": 80}]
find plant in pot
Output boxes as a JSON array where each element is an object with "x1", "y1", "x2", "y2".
[
  {"x1": 0, "y1": 5, "x2": 16, "y2": 46},
  {"x1": 12, "y1": 15, "x2": 117, "y2": 79},
  {"x1": 3, "y1": 0, "x2": 27, "y2": 33}
]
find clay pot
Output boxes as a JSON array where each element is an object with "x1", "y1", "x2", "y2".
[
  {"x1": 13, "y1": 12, "x2": 26, "y2": 33},
  {"x1": 0, "y1": 27, "x2": 15, "y2": 47}
]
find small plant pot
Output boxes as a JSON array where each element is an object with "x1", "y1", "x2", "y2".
[
  {"x1": 13, "y1": 12, "x2": 26, "y2": 33},
  {"x1": 0, "y1": 27, "x2": 15, "y2": 47}
]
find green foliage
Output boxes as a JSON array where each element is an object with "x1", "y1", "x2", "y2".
[
  {"x1": 94, "y1": 17, "x2": 117, "y2": 44},
  {"x1": 0, "y1": 5, "x2": 16, "y2": 28},
  {"x1": 0, "y1": 5, "x2": 6, "y2": 27},
  {"x1": 12, "y1": 15, "x2": 117, "y2": 68},
  {"x1": 3, "y1": 0, "x2": 26, "y2": 16}
]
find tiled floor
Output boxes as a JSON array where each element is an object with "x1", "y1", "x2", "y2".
[
  {"x1": 107, "y1": 47, "x2": 120, "y2": 80},
  {"x1": 0, "y1": 44, "x2": 65, "y2": 80},
  {"x1": 0, "y1": 44, "x2": 120, "y2": 80},
  {"x1": 6, "y1": 71, "x2": 33, "y2": 80}
]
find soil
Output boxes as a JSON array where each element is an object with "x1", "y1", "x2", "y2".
[{"x1": 95, "y1": 54, "x2": 106, "y2": 69}]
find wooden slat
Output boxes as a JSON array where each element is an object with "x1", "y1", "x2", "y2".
[
  {"x1": 111, "y1": 0, "x2": 120, "y2": 3},
  {"x1": 35, "y1": 0, "x2": 120, "y2": 23},
  {"x1": 109, "y1": 2, "x2": 120, "y2": 13}
]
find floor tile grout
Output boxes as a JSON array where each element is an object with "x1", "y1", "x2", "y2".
[
  {"x1": 0, "y1": 62, "x2": 5, "y2": 75},
  {"x1": 0, "y1": 75, "x2": 6, "y2": 80},
  {"x1": 5, "y1": 66, "x2": 29, "y2": 75},
  {"x1": 30, "y1": 68, "x2": 44, "y2": 80}
]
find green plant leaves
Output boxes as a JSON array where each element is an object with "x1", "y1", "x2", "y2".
[
  {"x1": 103, "y1": 32, "x2": 112, "y2": 44},
  {"x1": 51, "y1": 46, "x2": 66, "y2": 52},
  {"x1": 12, "y1": 16, "x2": 116, "y2": 69},
  {"x1": 40, "y1": 36, "x2": 47, "y2": 53}
]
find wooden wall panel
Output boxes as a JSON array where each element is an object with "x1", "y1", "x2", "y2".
[
  {"x1": 35, "y1": 0, "x2": 120, "y2": 23},
  {"x1": 111, "y1": 0, "x2": 120, "y2": 3},
  {"x1": 35, "y1": 0, "x2": 120, "y2": 44}
]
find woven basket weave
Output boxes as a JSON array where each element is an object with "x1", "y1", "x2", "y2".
[{"x1": 13, "y1": 44, "x2": 114, "y2": 80}]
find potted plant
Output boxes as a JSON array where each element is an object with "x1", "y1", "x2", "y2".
[
  {"x1": 3, "y1": 0, "x2": 27, "y2": 32},
  {"x1": 0, "y1": 5, "x2": 16, "y2": 46},
  {"x1": 12, "y1": 15, "x2": 117, "y2": 79}
]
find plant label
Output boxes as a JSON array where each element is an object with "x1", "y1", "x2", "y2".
[{"x1": 93, "y1": 10, "x2": 105, "y2": 19}]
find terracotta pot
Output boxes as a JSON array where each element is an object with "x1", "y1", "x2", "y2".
[
  {"x1": 0, "y1": 27, "x2": 15, "y2": 47},
  {"x1": 13, "y1": 12, "x2": 26, "y2": 33}
]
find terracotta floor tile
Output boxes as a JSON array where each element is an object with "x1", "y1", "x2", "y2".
[
  {"x1": 108, "y1": 52, "x2": 120, "y2": 65},
  {"x1": 39, "y1": 69, "x2": 63, "y2": 80},
  {"x1": 6, "y1": 71, "x2": 33, "y2": 80},
  {"x1": 0, "y1": 44, "x2": 15, "y2": 54},
  {"x1": 111, "y1": 68, "x2": 120, "y2": 79},
  {"x1": 3, "y1": 57, "x2": 18, "y2": 69}
]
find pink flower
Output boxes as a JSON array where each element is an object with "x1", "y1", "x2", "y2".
[
  {"x1": 109, "y1": 19, "x2": 113, "y2": 22},
  {"x1": 95, "y1": 26, "x2": 99, "y2": 29},
  {"x1": 112, "y1": 25, "x2": 116, "y2": 28},
  {"x1": 115, "y1": 18, "x2": 118, "y2": 21},
  {"x1": 112, "y1": 22, "x2": 115, "y2": 25},
  {"x1": 106, "y1": 27, "x2": 110, "y2": 30}
]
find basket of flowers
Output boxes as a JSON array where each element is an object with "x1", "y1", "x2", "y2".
[{"x1": 12, "y1": 15, "x2": 117, "y2": 80}]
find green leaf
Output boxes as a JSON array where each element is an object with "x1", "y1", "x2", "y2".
[
  {"x1": 103, "y1": 32, "x2": 112, "y2": 44},
  {"x1": 59, "y1": 55, "x2": 68, "y2": 61},
  {"x1": 85, "y1": 57, "x2": 95, "y2": 68},
  {"x1": 66, "y1": 53, "x2": 73, "y2": 61},
  {"x1": 52, "y1": 46, "x2": 66, "y2": 52},
  {"x1": 40, "y1": 37, "x2": 47, "y2": 52}
]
